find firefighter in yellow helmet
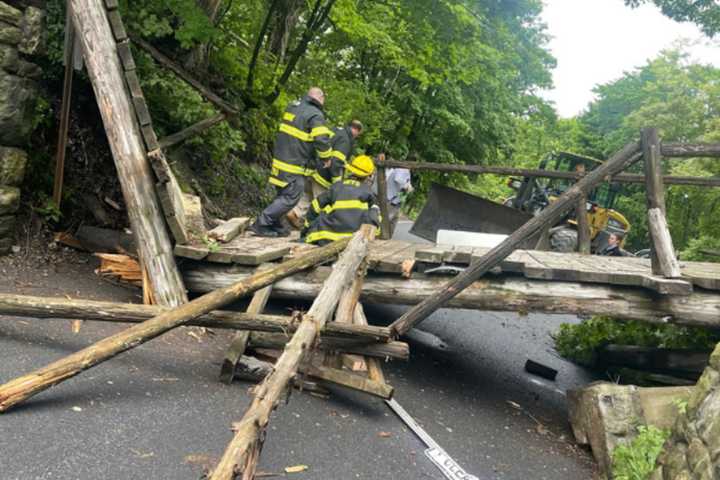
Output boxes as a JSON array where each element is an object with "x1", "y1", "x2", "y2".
[{"x1": 302, "y1": 155, "x2": 381, "y2": 245}]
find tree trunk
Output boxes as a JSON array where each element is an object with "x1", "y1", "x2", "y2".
[
  {"x1": 69, "y1": 0, "x2": 187, "y2": 307},
  {"x1": 182, "y1": 263, "x2": 720, "y2": 328},
  {"x1": 0, "y1": 239, "x2": 351, "y2": 413},
  {"x1": 209, "y1": 226, "x2": 374, "y2": 480}
]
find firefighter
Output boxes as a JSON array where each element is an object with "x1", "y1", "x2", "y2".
[
  {"x1": 302, "y1": 155, "x2": 380, "y2": 245},
  {"x1": 288, "y1": 120, "x2": 364, "y2": 228},
  {"x1": 250, "y1": 87, "x2": 333, "y2": 237}
]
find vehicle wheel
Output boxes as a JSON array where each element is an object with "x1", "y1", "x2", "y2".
[{"x1": 550, "y1": 227, "x2": 578, "y2": 252}]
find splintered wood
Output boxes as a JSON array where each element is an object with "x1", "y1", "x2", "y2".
[{"x1": 95, "y1": 253, "x2": 142, "y2": 287}]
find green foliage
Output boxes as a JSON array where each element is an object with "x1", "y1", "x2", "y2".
[
  {"x1": 612, "y1": 425, "x2": 670, "y2": 480},
  {"x1": 553, "y1": 316, "x2": 720, "y2": 366},
  {"x1": 625, "y1": 0, "x2": 720, "y2": 36},
  {"x1": 32, "y1": 195, "x2": 62, "y2": 223}
]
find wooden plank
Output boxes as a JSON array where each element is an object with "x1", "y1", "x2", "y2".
[
  {"x1": 643, "y1": 127, "x2": 667, "y2": 276},
  {"x1": 131, "y1": 96, "x2": 152, "y2": 126},
  {"x1": 106, "y1": 9, "x2": 127, "y2": 41},
  {"x1": 69, "y1": 0, "x2": 187, "y2": 307},
  {"x1": 147, "y1": 149, "x2": 172, "y2": 184},
  {"x1": 140, "y1": 124, "x2": 159, "y2": 152},
  {"x1": 414, "y1": 244, "x2": 448, "y2": 264},
  {"x1": 219, "y1": 265, "x2": 274, "y2": 384},
  {"x1": 104, "y1": 0, "x2": 118, "y2": 9},
  {"x1": 355, "y1": 304, "x2": 386, "y2": 383},
  {"x1": 576, "y1": 195, "x2": 591, "y2": 254},
  {"x1": 207, "y1": 236, "x2": 291, "y2": 265},
  {"x1": 52, "y1": 11, "x2": 75, "y2": 209},
  {"x1": 207, "y1": 217, "x2": 250, "y2": 243},
  {"x1": 116, "y1": 40, "x2": 135, "y2": 70},
  {"x1": 373, "y1": 242, "x2": 417, "y2": 274},
  {"x1": 661, "y1": 143, "x2": 720, "y2": 158},
  {"x1": 158, "y1": 113, "x2": 227, "y2": 150},
  {"x1": 174, "y1": 244, "x2": 209, "y2": 260}
]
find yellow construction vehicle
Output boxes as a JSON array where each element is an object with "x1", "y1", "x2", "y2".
[{"x1": 505, "y1": 151, "x2": 631, "y2": 252}]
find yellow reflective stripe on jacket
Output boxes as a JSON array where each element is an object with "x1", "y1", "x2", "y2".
[
  {"x1": 331, "y1": 150, "x2": 347, "y2": 162},
  {"x1": 311, "y1": 171, "x2": 332, "y2": 189},
  {"x1": 268, "y1": 176, "x2": 288, "y2": 188},
  {"x1": 311, "y1": 126, "x2": 333, "y2": 138},
  {"x1": 306, "y1": 230, "x2": 354, "y2": 243},
  {"x1": 283, "y1": 112, "x2": 295, "y2": 122},
  {"x1": 272, "y1": 158, "x2": 307, "y2": 175},
  {"x1": 325, "y1": 200, "x2": 368, "y2": 213},
  {"x1": 317, "y1": 148, "x2": 333, "y2": 159},
  {"x1": 311, "y1": 198, "x2": 322, "y2": 214},
  {"x1": 331, "y1": 175, "x2": 343, "y2": 183},
  {"x1": 279, "y1": 123, "x2": 312, "y2": 142}
]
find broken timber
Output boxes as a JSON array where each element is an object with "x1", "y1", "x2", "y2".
[
  {"x1": 69, "y1": 0, "x2": 187, "y2": 307},
  {"x1": 0, "y1": 293, "x2": 390, "y2": 341},
  {"x1": 388, "y1": 142, "x2": 644, "y2": 337},
  {"x1": 209, "y1": 226, "x2": 375, "y2": 480},
  {"x1": 0, "y1": 239, "x2": 352, "y2": 413}
]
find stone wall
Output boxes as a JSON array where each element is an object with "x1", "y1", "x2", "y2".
[
  {"x1": 652, "y1": 345, "x2": 720, "y2": 479},
  {"x1": 0, "y1": 1, "x2": 43, "y2": 254}
]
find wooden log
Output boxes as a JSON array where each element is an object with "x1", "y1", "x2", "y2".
[
  {"x1": 576, "y1": 195, "x2": 591, "y2": 254},
  {"x1": 0, "y1": 293, "x2": 390, "y2": 341},
  {"x1": 643, "y1": 127, "x2": 672, "y2": 277},
  {"x1": 235, "y1": 355, "x2": 390, "y2": 398},
  {"x1": 219, "y1": 265, "x2": 274, "y2": 384},
  {"x1": 131, "y1": 35, "x2": 239, "y2": 116},
  {"x1": 376, "y1": 166, "x2": 393, "y2": 240},
  {"x1": 247, "y1": 332, "x2": 409, "y2": 360},
  {"x1": 661, "y1": 143, "x2": 720, "y2": 158},
  {"x1": 329, "y1": 252, "x2": 369, "y2": 371},
  {"x1": 375, "y1": 158, "x2": 720, "y2": 187},
  {"x1": 69, "y1": 0, "x2": 187, "y2": 307},
  {"x1": 158, "y1": 113, "x2": 227, "y2": 150},
  {"x1": 209, "y1": 226, "x2": 375, "y2": 480},
  {"x1": 0, "y1": 239, "x2": 352, "y2": 413},
  {"x1": 183, "y1": 264, "x2": 720, "y2": 328},
  {"x1": 648, "y1": 208, "x2": 682, "y2": 278},
  {"x1": 355, "y1": 304, "x2": 386, "y2": 383},
  {"x1": 388, "y1": 142, "x2": 643, "y2": 337},
  {"x1": 207, "y1": 217, "x2": 250, "y2": 243}
]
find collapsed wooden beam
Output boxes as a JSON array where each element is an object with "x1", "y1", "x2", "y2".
[
  {"x1": 0, "y1": 239, "x2": 351, "y2": 413},
  {"x1": 69, "y1": 0, "x2": 187, "y2": 307},
  {"x1": 182, "y1": 264, "x2": 720, "y2": 328},
  {"x1": 209, "y1": 226, "x2": 375, "y2": 480},
  {"x1": 388, "y1": 142, "x2": 643, "y2": 337},
  {"x1": 158, "y1": 113, "x2": 227, "y2": 150},
  {"x1": 0, "y1": 293, "x2": 391, "y2": 341},
  {"x1": 376, "y1": 158, "x2": 720, "y2": 187},
  {"x1": 661, "y1": 143, "x2": 720, "y2": 158},
  {"x1": 247, "y1": 332, "x2": 408, "y2": 360}
]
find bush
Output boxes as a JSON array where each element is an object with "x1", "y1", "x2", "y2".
[
  {"x1": 612, "y1": 425, "x2": 669, "y2": 480},
  {"x1": 553, "y1": 316, "x2": 720, "y2": 366}
]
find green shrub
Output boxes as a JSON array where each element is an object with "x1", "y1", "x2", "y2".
[
  {"x1": 553, "y1": 316, "x2": 720, "y2": 366},
  {"x1": 612, "y1": 425, "x2": 669, "y2": 480}
]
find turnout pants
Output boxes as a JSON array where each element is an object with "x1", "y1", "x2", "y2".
[
  {"x1": 292, "y1": 177, "x2": 327, "y2": 219},
  {"x1": 257, "y1": 175, "x2": 305, "y2": 228}
]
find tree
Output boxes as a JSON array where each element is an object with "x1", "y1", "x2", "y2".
[{"x1": 625, "y1": 0, "x2": 720, "y2": 36}]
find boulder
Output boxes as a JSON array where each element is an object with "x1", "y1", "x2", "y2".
[
  {"x1": 0, "y1": 146, "x2": 26, "y2": 185},
  {"x1": 0, "y1": 20, "x2": 21, "y2": 46},
  {"x1": 0, "y1": 69, "x2": 37, "y2": 146},
  {"x1": 19, "y1": 6, "x2": 44, "y2": 55},
  {"x1": 0, "y1": 2, "x2": 21, "y2": 27},
  {"x1": 0, "y1": 43, "x2": 17, "y2": 69},
  {"x1": 568, "y1": 382, "x2": 691, "y2": 478},
  {"x1": 0, "y1": 185, "x2": 19, "y2": 215}
]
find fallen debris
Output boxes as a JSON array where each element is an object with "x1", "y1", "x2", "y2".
[{"x1": 524, "y1": 359, "x2": 558, "y2": 381}]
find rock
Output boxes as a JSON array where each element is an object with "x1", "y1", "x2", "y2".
[
  {"x1": 0, "y1": 43, "x2": 17, "y2": 69},
  {"x1": 0, "y1": 235, "x2": 11, "y2": 254},
  {"x1": 0, "y1": 69, "x2": 37, "y2": 145},
  {"x1": 0, "y1": 185, "x2": 19, "y2": 215},
  {"x1": 0, "y1": 20, "x2": 21, "y2": 46},
  {"x1": 687, "y1": 438, "x2": 712, "y2": 478},
  {"x1": 15, "y1": 58, "x2": 41, "y2": 79},
  {"x1": 0, "y1": 2, "x2": 21, "y2": 27},
  {"x1": 0, "y1": 146, "x2": 26, "y2": 185},
  {"x1": 19, "y1": 6, "x2": 44, "y2": 55}
]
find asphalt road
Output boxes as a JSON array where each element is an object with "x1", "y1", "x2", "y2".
[{"x1": 0, "y1": 224, "x2": 596, "y2": 479}]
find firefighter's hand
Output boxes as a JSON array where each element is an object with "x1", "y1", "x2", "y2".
[
  {"x1": 377, "y1": 153, "x2": 386, "y2": 162},
  {"x1": 323, "y1": 159, "x2": 332, "y2": 168}
]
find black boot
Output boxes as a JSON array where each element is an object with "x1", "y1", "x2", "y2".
[{"x1": 249, "y1": 222, "x2": 279, "y2": 238}]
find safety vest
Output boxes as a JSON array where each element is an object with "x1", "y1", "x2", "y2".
[
  {"x1": 269, "y1": 96, "x2": 333, "y2": 188},
  {"x1": 305, "y1": 179, "x2": 380, "y2": 244},
  {"x1": 310, "y1": 125, "x2": 354, "y2": 188}
]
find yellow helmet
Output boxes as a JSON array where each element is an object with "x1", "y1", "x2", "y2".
[{"x1": 346, "y1": 155, "x2": 375, "y2": 178}]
